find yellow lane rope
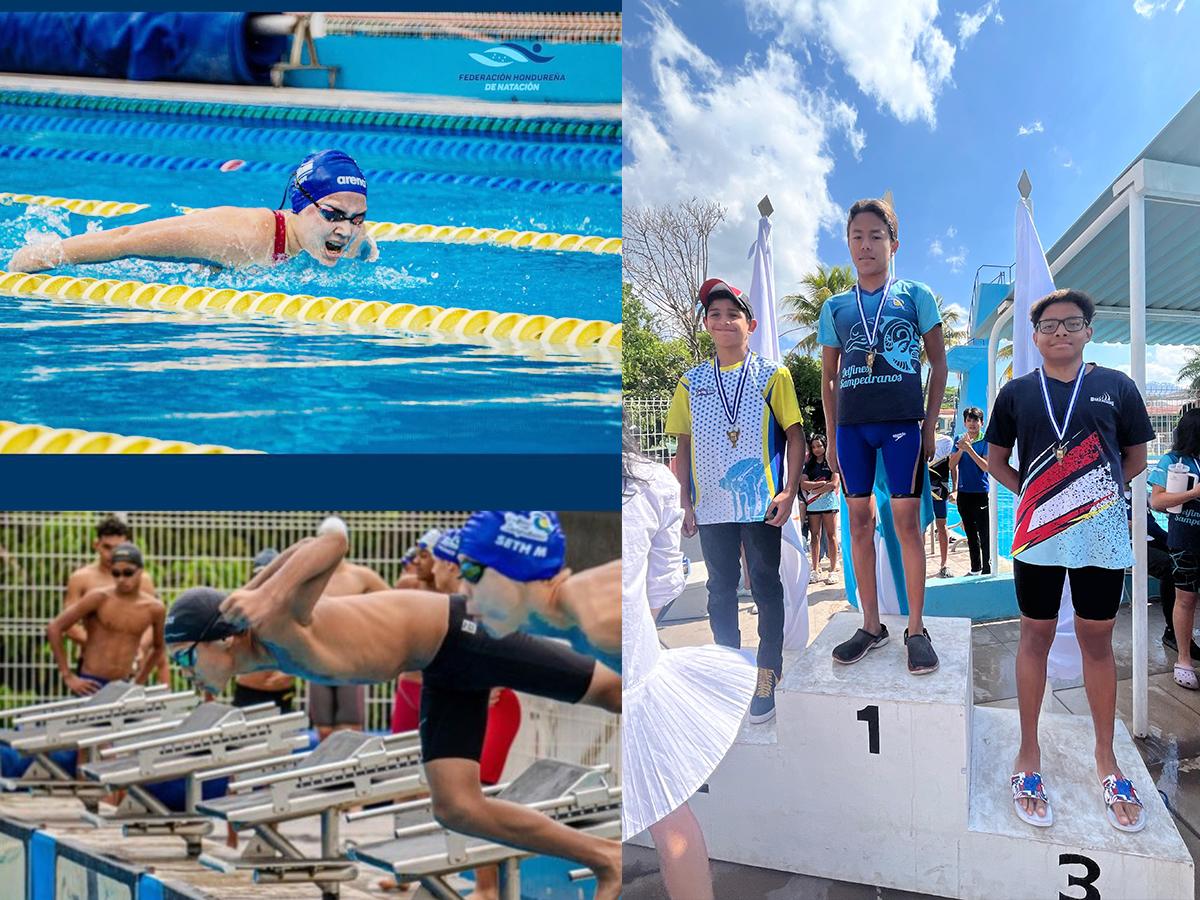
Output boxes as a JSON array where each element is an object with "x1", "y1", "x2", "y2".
[
  {"x1": 0, "y1": 192, "x2": 148, "y2": 218},
  {"x1": 0, "y1": 421, "x2": 255, "y2": 454},
  {"x1": 0, "y1": 271, "x2": 623, "y2": 352},
  {"x1": 176, "y1": 206, "x2": 621, "y2": 254}
]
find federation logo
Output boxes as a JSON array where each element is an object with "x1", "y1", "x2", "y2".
[
  {"x1": 469, "y1": 43, "x2": 555, "y2": 68},
  {"x1": 500, "y1": 511, "x2": 554, "y2": 543}
]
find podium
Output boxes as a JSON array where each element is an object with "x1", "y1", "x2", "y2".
[{"x1": 633, "y1": 613, "x2": 1194, "y2": 899}]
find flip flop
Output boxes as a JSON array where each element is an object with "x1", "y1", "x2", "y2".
[
  {"x1": 1011, "y1": 771, "x2": 1053, "y2": 827},
  {"x1": 1101, "y1": 774, "x2": 1147, "y2": 833}
]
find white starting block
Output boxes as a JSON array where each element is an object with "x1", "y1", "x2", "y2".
[
  {"x1": 78, "y1": 700, "x2": 309, "y2": 856},
  {"x1": 644, "y1": 612, "x2": 1194, "y2": 899},
  {"x1": 195, "y1": 729, "x2": 424, "y2": 900},
  {"x1": 0, "y1": 681, "x2": 197, "y2": 811},
  {"x1": 347, "y1": 758, "x2": 621, "y2": 900}
]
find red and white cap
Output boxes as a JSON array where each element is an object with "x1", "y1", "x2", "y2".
[{"x1": 698, "y1": 277, "x2": 753, "y2": 318}]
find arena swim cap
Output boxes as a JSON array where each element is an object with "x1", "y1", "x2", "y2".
[
  {"x1": 432, "y1": 529, "x2": 461, "y2": 563},
  {"x1": 288, "y1": 150, "x2": 367, "y2": 213},
  {"x1": 165, "y1": 587, "x2": 241, "y2": 643},
  {"x1": 458, "y1": 511, "x2": 565, "y2": 582}
]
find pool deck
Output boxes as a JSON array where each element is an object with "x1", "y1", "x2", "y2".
[
  {"x1": 624, "y1": 529, "x2": 1200, "y2": 899},
  {"x1": 0, "y1": 73, "x2": 622, "y2": 122}
]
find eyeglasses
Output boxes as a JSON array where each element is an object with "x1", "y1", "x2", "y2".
[
  {"x1": 112, "y1": 568, "x2": 139, "y2": 578},
  {"x1": 295, "y1": 182, "x2": 366, "y2": 227},
  {"x1": 459, "y1": 560, "x2": 487, "y2": 585},
  {"x1": 1035, "y1": 316, "x2": 1089, "y2": 334}
]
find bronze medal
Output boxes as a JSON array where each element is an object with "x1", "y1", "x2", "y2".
[
  {"x1": 866, "y1": 350, "x2": 876, "y2": 372},
  {"x1": 1055, "y1": 443, "x2": 1065, "y2": 462},
  {"x1": 728, "y1": 429, "x2": 740, "y2": 448}
]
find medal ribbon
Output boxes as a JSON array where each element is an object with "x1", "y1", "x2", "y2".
[
  {"x1": 714, "y1": 352, "x2": 753, "y2": 430},
  {"x1": 1038, "y1": 362, "x2": 1086, "y2": 453},
  {"x1": 854, "y1": 273, "x2": 894, "y2": 358}
]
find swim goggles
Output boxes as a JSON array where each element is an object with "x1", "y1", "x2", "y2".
[
  {"x1": 459, "y1": 559, "x2": 487, "y2": 585},
  {"x1": 294, "y1": 182, "x2": 366, "y2": 227}
]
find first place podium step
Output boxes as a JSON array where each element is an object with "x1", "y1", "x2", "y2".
[{"x1": 673, "y1": 612, "x2": 1193, "y2": 900}]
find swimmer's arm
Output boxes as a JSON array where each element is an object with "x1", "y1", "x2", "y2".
[
  {"x1": 558, "y1": 561, "x2": 621, "y2": 654},
  {"x1": 243, "y1": 539, "x2": 311, "y2": 590},
  {"x1": 133, "y1": 606, "x2": 166, "y2": 685},
  {"x1": 223, "y1": 532, "x2": 347, "y2": 630},
  {"x1": 987, "y1": 443, "x2": 1020, "y2": 495},
  {"x1": 347, "y1": 230, "x2": 379, "y2": 262},
  {"x1": 61, "y1": 571, "x2": 91, "y2": 647},
  {"x1": 47, "y1": 589, "x2": 105, "y2": 681}
]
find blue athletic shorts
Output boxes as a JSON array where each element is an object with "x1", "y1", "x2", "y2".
[
  {"x1": 932, "y1": 496, "x2": 947, "y2": 519},
  {"x1": 835, "y1": 421, "x2": 925, "y2": 498}
]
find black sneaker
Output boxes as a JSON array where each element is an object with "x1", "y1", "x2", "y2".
[
  {"x1": 832, "y1": 624, "x2": 889, "y2": 665},
  {"x1": 748, "y1": 667, "x2": 777, "y2": 724},
  {"x1": 904, "y1": 627, "x2": 939, "y2": 675}
]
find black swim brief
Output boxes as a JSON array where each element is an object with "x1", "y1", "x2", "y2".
[{"x1": 419, "y1": 594, "x2": 596, "y2": 763}]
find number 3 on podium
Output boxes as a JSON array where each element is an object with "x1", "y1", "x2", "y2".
[
  {"x1": 856, "y1": 704, "x2": 880, "y2": 754},
  {"x1": 1059, "y1": 853, "x2": 1100, "y2": 899}
]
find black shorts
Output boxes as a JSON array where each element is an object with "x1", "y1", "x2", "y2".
[
  {"x1": 1012, "y1": 560, "x2": 1125, "y2": 621},
  {"x1": 232, "y1": 682, "x2": 295, "y2": 714},
  {"x1": 420, "y1": 595, "x2": 595, "y2": 763},
  {"x1": 1171, "y1": 549, "x2": 1200, "y2": 593},
  {"x1": 307, "y1": 683, "x2": 365, "y2": 727}
]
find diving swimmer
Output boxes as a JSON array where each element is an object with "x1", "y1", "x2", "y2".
[
  {"x1": 9, "y1": 149, "x2": 378, "y2": 272},
  {"x1": 164, "y1": 530, "x2": 622, "y2": 899}
]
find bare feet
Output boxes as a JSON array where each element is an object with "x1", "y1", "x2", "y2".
[{"x1": 1013, "y1": 750, "x2": 1048, "y2": 820}]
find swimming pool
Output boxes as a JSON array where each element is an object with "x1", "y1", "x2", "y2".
[{"x1": 0, "y1": 92, "x2": 620, "y2": 453}]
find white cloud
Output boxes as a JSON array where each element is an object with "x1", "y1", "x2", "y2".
[
  {"x1": 746, "y1": 0, "x2": 956, "y2": 127},
  {"x1": 957, "y1": 0, "x2": 1001, "y2": 46},
  {"x1": 1134, "y1": 0, "x2": 1188, "y2": 16},
  {"x1": 929, "y1": 238, "x2": 945, "y2": 257},
  {"x1": 1017, "y1": 120, "x2": 1044, "y2": 136},
  {"x1": 945, "y1": 247, "x2": 968, "y2": 273},
  {"x1": 946, "y1": 226, "x2": 957, "y2": 238},
  {"x1": 624, "y1": 6, "x2": 856, "y2": 296}
]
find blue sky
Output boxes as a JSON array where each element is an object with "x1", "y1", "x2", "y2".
[{"x1": 624, "y1": 0, "x2": 1200, "y2": 384}]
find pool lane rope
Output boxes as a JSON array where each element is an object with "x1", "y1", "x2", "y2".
[
  {"x1": 0, "y1": 271, "x2": 622, "y2": 353},
  {"x1": 176, "y1": 207, "x2": 621, "y2": 255},
  {"x1": 0, "y1": 192, "x2": 148, "y2": 218},
  {"x1": 0, "y1": 421, "x2": 254, "y2": 454}
]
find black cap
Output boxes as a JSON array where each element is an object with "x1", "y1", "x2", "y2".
[
  {"x1": 165, "y1": 587, "x2": 241, "y2": 643},
  {"x1": 252, "y1": 548, "x2": 279, "y2": 575},
  {"x1": 111, "y1": 542, "x2": 143, "y2": 569}
]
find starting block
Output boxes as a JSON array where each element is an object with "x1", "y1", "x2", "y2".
[
  {"x1": 347, "y1": 758, "x2": 620, "y2": 900},
  {"x1": 0, "y1": 681, "x2": 197, "y2": 811},
  {"x1": 196, "y1": 729, "x2": 424, "y2": 899},
  {"x1": 655, "y1": 612, "x2": 1194, "y2": 898},
  {"x1": 79, "y1": 700, "x2": 309, "y2": 856}
]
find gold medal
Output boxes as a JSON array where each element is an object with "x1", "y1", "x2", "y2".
[
  {"x1": 1055, "y1": 443, "x2": 1065, "y2": 462},
  {"x1": 728, "y1": 429, "x2": 740, "y2": 448},
  {"x1": 866, "y1": 350, "x2": 876, "y2": 372}
]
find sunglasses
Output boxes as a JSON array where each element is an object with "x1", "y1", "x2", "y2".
[
  {"x1": 295, "y1": 182, "x2": 366, "y2": 227},
  {"x1": 459, "y1": 559, "x2": 487, "y2": 585},
  {"x1": 112, "y1": 568, "x2": 140, "y2": 578},
  {"x1": 1034, "y1": 316, "x2": 1089, "y2": 334}
]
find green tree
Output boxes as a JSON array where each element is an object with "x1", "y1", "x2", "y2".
[
  {"x1": 784, "y1": 351, "x2": 825, "y2": 433},
  {"x1": 781, "y1": 264, "x2": 855, "y2": 354},
  {"x1": 622, "y1": 284, "x2": 699, "y2": 396},
  {"x1": 1180, "y1": 350, "x2": 1200, "y2": 393}
]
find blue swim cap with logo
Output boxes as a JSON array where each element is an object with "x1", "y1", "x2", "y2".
[
  {"x1": 288, "y1": 150, "x2": 367, "y2": 213},
  {"x1": 433, "y1": 529, "x2": 462, "y2": 563},
  {"x1": 458, "y1": 511, "x2": 565, "y2": 582}
]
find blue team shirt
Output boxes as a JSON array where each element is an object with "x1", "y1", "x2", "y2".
[
  {"x1": 817, "y1": 279, "x2": 942, "y2": 425},
  {"x1": 954, "y1": 436, "x2": 989, "y2": 493},
  {"x1": 1148, "y1": 452, "x2": 1200, "y2": 552}
]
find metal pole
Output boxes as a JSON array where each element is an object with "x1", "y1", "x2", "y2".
[{"x1": 1129, "y1": 187, "x2": 1149, "y2": 738}]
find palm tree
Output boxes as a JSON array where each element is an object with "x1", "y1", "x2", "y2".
[
  {"x1": 1180, "y1": 350, "x2": 1200, "y2": 393},
  {"x1": 782, "y1": 264, "x2": 855, "y2": 354}
]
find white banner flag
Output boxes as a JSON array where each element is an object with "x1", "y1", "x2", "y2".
[
  {"x1": 1014, "y1": 196, "x2": 1080, "y2": 683},
  {"x1": 747, "y1": 214, "x2": 811, "y2": 651}
]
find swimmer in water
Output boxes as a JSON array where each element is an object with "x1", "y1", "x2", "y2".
[{"x1": 8, "y1": 149, "x2": 378, "y2": 272}]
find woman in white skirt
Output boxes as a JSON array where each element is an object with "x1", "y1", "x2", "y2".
[{"x1": 622, "y1": 423, "x2": 757, "y2": 899}]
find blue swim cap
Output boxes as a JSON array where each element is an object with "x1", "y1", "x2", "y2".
[
  {"x1": 433, "y1": 529, "x2": 461, "y2": 562},
  {"x1": 458, "y1": 511, "x2": 565, "y2": 582},
  {"x1": 288, "y1": 150, "x2": 367, "y2": 213}
]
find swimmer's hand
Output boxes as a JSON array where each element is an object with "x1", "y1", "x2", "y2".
[
  {"x1": 9, "y1": 241, "x2": 64, "y2": 274},
  {"x1": 356, "y1": 231, "x2": 379, "y2": 263},
  {"x1": 220, "y1": 586, "x2": 283, "y2": 632},
  {"x1": 64, "y1": 673, "x2": 100, "y2": 696}
]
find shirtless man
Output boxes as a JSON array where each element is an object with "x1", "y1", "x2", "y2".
[
  {"x1": 431, "y1": 529, "x2": 463, "y2": 593},
  {"x1": 165, "y1": 530, "x2": 621, "y2": 900},
  {"x1": 459, "y1": 511, "x2": 620, "y2": 660},
  {"x1": 396, "y1": 529, "x2": 441, "y2": 590},
  {"x1": 308, "y1": 516, "x2": 390, "y2": 740},
  {"x1": 47, "y1": 543, "x2": 166, "y2": 695}
]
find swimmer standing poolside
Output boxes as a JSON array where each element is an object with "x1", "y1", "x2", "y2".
[
  {"x1": 9, "y1": 149, "x2": 378, "y2": 272},
  {"x1": 165, "y1": 531, "x2": 622, "y2": 900}
]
